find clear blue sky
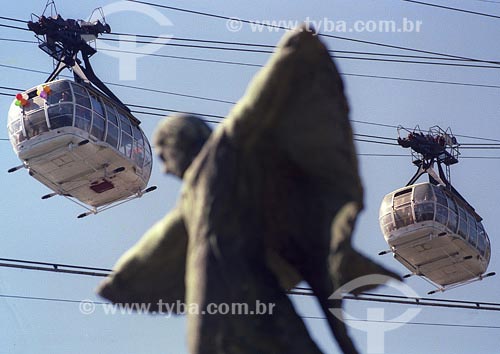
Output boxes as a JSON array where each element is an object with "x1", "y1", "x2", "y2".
[{"x1": 1, "y1": 1, "x2": 500, "y2": 353}]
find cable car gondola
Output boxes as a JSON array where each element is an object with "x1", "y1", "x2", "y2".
[
  {"x1": 378, "y1": 126, "x2": 494, "y2": 294},
  {"x1": 7, "y1": 2, "x2": 156, "y2": 218}
]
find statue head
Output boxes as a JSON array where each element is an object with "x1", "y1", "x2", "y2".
[{"x1": 153, "y1": 114, "x2": 212, "y2": 178}]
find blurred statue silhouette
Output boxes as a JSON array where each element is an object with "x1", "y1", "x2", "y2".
[{"x1": 98, "y1": 26, "x2": 398, "y2": 354}]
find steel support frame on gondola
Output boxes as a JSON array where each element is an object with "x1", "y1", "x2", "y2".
[
  {"x1": 29, "y1": 5, "x2": 135, "y2": 121},
  {"x1": 398, "y1": 125, "x2": 473, "y2": 216}
]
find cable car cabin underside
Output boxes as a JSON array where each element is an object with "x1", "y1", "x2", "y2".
[
  {"x1": 7, "y1": 79, "x2": 153, "y2": 213},
  {"x1": 387, "y1": 221, "x2": 487, "y2": 287},
  {"x1": 18, "y1": 128, "x2": 144, "y2": 208},
  {"x1": 379, "y1": 182, "x2": 491, "y2": 291}
]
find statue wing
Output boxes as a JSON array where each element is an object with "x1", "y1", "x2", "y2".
[{"x1": 223, "y1": 26, "x2": 362, "y2": 207}]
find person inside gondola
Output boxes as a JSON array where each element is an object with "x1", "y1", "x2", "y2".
[
  {"x1": 132, "y1": 144, "x2": 144, "y2": 166},
  {"x1": 58, "y1": 91, "x2": 73, "y2": 126},
  {"x1": 25, "y1": 109, "x2": 49, "y2": 138},
  {"x1": 49, "y1": 91, "x2": 73, "y2": 129}
]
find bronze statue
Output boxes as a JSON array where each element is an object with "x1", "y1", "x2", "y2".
[{"x1": 98, "y1": 26, "x2": 398, "y2": 354}]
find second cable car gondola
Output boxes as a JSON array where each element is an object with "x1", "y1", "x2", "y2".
[
  {"x1": 378, "y1": 126, "x2": 494, "y2": 294},
  {"x1": 7, "y1": 3, "x2": 156, "y2": 217}
]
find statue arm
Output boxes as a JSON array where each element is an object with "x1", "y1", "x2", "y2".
[{"x1": 98, "y1": 206, "x2": 188, "y2": 313}]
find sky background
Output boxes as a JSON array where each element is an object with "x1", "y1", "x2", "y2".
[{"x1": 1, "y1": 1, "x2": 500, "y2": 353}]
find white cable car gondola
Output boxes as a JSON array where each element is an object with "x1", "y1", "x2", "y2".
[
  {"x1": 378, "y1": 126, "x2": 494, "y2": 294},
  {"x1": 7, "y1": 3, "x2": 156, "y2": 218}
]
